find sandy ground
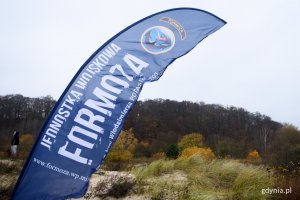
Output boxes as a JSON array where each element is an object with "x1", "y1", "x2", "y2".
[
  {"x1": 2, "y1": 159, "x2": 184, "y2": 200},
  {"x1": 71, "y1": 170, "x2": 187, "y2": 200}
]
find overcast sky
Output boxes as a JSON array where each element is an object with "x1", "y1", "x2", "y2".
[{"x1": 1, "y1": 0, "x2": 299, "y2": 127}]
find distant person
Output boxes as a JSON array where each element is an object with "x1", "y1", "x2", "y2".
[{"x1": 11, "y1": 131, "x2": 20, "y2": 157}]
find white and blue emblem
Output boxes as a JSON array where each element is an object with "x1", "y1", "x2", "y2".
[{"x1": 141, "y1": 26, "x2": 176, "y2": 54}]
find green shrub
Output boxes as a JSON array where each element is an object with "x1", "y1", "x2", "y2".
[{"x1": 165, "y1": 144, "x2": 179, "y2": 159}]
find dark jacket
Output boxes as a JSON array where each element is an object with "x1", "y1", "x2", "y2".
[{"x1": 11, "y1": 131, "x2": 20, "y2": 145}]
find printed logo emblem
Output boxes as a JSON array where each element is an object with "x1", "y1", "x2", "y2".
[
  {"x1": 159, "y1": 17, "x2": 186, "y2": 40},
  {"x1": 141, "y1": 26, "x2": 175, "y2": 54}
]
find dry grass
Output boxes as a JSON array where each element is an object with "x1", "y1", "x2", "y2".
[
  {"x1": 132, "y1": 155, "x2": 275, "y2": 200},
  {"x1": 0, "y1": 160, "x2": 22, "y2": 200}
]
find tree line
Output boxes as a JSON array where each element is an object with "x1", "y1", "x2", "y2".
[
  {"x1": 124, "y1": 99, "x2": 299, "y2": 165},
  {"x1": 0, "y1": 94, "x2": 299, "y2": 166},
  {"x1": 0, "y1": 94, "x2": 55, "y2": 147}
]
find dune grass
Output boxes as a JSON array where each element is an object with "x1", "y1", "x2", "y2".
[
  {"x1": 132, "y1": 155, "x2": 274, "y2": 200},
  {"x1": 0, "y1": 160, "x2": 22, "y2": 200}
]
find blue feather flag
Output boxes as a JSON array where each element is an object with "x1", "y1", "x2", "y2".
[{"x1": 12, "y1": 8, "x2": 225, "y2": 199}]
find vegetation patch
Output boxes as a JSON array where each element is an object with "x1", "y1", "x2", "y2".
[
  {"x1": 132, "y1": 155, "x2": 274, "y2": 200},
  {"x1": 0, "y1": 160, "x2": 22, "y2": 200},
  {"x1": 85, "y1": 171, "x2": 136, "y2": 199}
]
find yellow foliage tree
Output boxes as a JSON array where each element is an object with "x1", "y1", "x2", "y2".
[
  {"x1": 106, "y1": 129, "x2": 138, "y2": 163},
  {"x1": 152, "y1": 152, "x2": 165, "y2": 160},
  {"x1": 20, "y1": 134, "x2": 34, "y2": 147},
  {"x1": 246, "y1": 150, "x2": 262, "y2": 163},
  {"x1": 19, "y1": 134, "x2": 35, "y2": 159},
  {"x1": 105, "y1": 150, "x2": 132, "y2": 162},
  {"x1": 140, "y1": 140, "x2": 150, "y2": 149},
  {"x1": 180, "y1": 146, "x2": 215, "y2": 160},
  {"x1": 178, "y1": 133, "x2": 204, "y2": 151}
]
